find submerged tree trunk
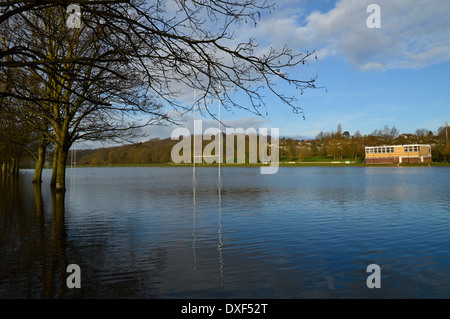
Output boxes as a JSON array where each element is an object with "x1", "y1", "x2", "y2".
[
  {"x1": 9, "y1": 157, "x2": 17, "y2": 176},
  {"x1": 50, "y1": 145, "x2": 59, "y2": 188},
  {"x1": 9, "y1": 157, "x2": 20, "y2": 176},
  {"x1": 54, "y1": 146, "x2": 68, "y2": 192},
  {"x1": 51, "y1": 120, "x2": 71, "y2": 192},
  {"x1": 33, "y1": 136, "x2": 48, "y2": 184},
  {"x1": 15, "y1": 158, "x2": 20, "y2": 176}
]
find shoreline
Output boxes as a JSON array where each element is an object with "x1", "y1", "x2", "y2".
[{"x1": 60, "y1": 162, "x2": 450, "y2": 168}]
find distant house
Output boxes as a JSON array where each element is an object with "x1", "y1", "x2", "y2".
[{"x1": 365, "y1": 144, "x2": 432, "y2": 164}]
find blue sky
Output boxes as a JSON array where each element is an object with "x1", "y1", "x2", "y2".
[
  {"x1": 220, "y1": 0, "x2": 450, "y2": 139},
  {"x1": 79, "y1": 0, "x2": 450, "y2": 148},
  {"x1": 260, "y1": 54, "x2": 450, "y2": 138}
]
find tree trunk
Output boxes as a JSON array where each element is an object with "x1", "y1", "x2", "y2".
[
  {"x1": 50, "y1": 145, "x2": 59, "y2": 188},
  {"x1": 33, "y1": 137, "x2": 48, "y2": 184},
  {"x1": 14, "y1": 157, "x2": 20, "y2": 176},
  {"x1": 53, "y1": 121, "x2": 71, "y2": 192},
  {"x1": 54, "y1": 146, "x2": 68, "y2": 192},
  {"x1": 10, "y1": 157, "x2": 18, "y2": 176}
]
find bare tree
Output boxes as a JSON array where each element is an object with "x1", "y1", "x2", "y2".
[
  {"x1": 1, "y1": 1, "x2": 319, "y2": 113},
  {"x1": 371, "y1": 125, "x2": 399, "y2": 144},
  {"x1": 1, "y1": 1, "x2": 320, "y2": 190},
  {"x1": 415, "y1": 128, "x2": 429, "y2": 143},
  {"x1": 10, "y1": 6, "x2": 169, "y2": 190}
]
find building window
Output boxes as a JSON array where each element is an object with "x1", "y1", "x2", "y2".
[
  {"x1": 404, "y1": 146, "x2": 408, "y2": 152},
  {"x1": 414, "y1": 146, "x2": 418, "y2": 152}
]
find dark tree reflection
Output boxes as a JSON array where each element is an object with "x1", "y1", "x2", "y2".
[{"x1": 0, "y1": 173, "x2": 168, "y2": 298}]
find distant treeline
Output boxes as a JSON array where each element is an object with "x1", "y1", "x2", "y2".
[
  {"x1": 76, "y1": 134, "x2": 269, "y2": 165},
  {"x1": 77, "y1": 138, "x2": 175, "y2": 165},
  {"x1": 283, "y1": 124, "x2": 449, "y2": 162},
  {"x1": 72, "y1": 124, "x2": 450, "y2": 165}
]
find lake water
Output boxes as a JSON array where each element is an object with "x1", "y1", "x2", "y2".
[{"x1": 0, "y1": 166, "x2": 449, "y2": 298}]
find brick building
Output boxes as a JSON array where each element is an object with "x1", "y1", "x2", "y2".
[{"x1": 365, "y1": 144, "x2": 432, "y2": 164}]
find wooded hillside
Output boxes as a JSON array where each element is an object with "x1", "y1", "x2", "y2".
[{"x1": 70, "y1": 124, "x2": 450, "y2": 166}]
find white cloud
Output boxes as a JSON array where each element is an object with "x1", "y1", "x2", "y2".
[{"x1": 253, "y1": 0, "x2": 450, "y2": 71}]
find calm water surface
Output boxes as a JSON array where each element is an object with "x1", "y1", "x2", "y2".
[{"x1": 1, "y1": 166, "x2": 449, "y2": 298}]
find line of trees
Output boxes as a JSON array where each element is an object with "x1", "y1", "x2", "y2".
[
  {"x1": 76, "y1": 133, "x2": 273, "y2": 165},
  {"x1": 1, "y1": 0, "x2": 319, "y2": 191},
  {"x1": 72, "y1": 124, "x2": 449, "y2": 166},
  {"x1": 281, "y1": 124, "x2": 450, "y2": 162}
]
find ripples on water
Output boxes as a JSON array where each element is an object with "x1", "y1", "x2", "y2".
[{"x1": 0, "y1": 166, "x2": 449, "y2": 298}]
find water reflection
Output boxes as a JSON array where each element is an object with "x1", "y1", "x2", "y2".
[
  {"x1": 0, "y1": 175, "x2": 69, "y2": 298},
  {"x1": 192, "y1": 173, "x2": 197, "y2": 274},
  {"x1": 1, "y1": 172, "x2": 168, "y2": 298},
  {"x1": 1, "y1": 167, "x2": 450, "y2": 298},
  {"x1": 218, "y1": 176, "x2": 224, "y2": 284},
  {"x1": 44, "y1": 189, "x2": 68, "y2": 298},
  {"x1": 192, "y1": 170, "x2": 224, "y2": 285}
]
